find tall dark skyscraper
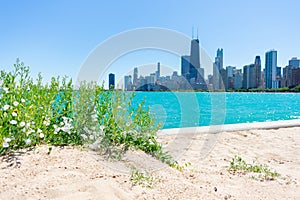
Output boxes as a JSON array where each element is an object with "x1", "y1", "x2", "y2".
[
  {"x1": 108, "y1": 73, "x2": 115, "y2": 89},
  {"x1": 189, "y1": 39, "x2": 205, "y2": 86},
  {"x1": 190, "y1": 39, "x2": 200, "y2": 82},
  {"x1": 254, "y1": 56, "x2": 262, "y2": 88},
  {"x1": 181, "y1": 55, "x2": 190, "y2": 79},
  {"x1": 156, "y1": 62, "x2": 161, "y2": 81}
]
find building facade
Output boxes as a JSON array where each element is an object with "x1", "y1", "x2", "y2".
[{"x1": 265, "y1": 50, "x2": 278, "y2": 89}]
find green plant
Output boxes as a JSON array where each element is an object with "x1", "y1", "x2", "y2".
[
  {"x1": 0, "y1": 60, "x2": 82, "y2": 154},
  {"x1": 229, "y1": 155, "x2": 280, "y2": 180},
  {"x1": 130, "y1": 166, "x2": 158, "y2": 188}
]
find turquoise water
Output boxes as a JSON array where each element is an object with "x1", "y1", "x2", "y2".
[{"x1": 132, "y1": 92, "x2": 300, "y2": 129}]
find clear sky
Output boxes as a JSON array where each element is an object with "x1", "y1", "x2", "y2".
[{"x1": 1, "y1": 0, "x2": 299, "y2": 87}]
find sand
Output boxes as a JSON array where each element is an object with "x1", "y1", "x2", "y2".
[{"x1": 1, "y1": 122, "x2": 300, "y2": 199}]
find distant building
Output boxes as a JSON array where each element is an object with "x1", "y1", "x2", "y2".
[
  {"x1": 108, "y1": 73, "x2": 115, "y2": 89},
  {"x1": 190, "y1": 39, "x2": 200, "y2": 82},
  {"x1": 155, "y1": 62, "x2": 161, "y2": 81},
  {"x1": 124, "y1": 75, "x2": 132, "y2": 91},
  {"x1": 243, "y1": 64, "x2": 255, "y2": 89},
  {"x1": 276, "y1": 67, "x2": 282, "y2": 78},
  {"x1": 213, "y1": 48, "x2": 224, "y2": 90},
  {"x1": 265, "y1": 50, "x2": 278, "y2": 89},
  {"x1": 254, "y1": 56, "x2": 262, "y2": 88},
  {"x1": 292, "y1": 68, "x2": 300, "y2": 86},
  {"x1": 226, "y1": 66, "x2": 236, "y2": 89},
  {"x1": 289, "y1": 57, "x2": 300, "y2": 68},
  {"x1": 181, "y1": 55, "x2": 190, "y2": 81},
  {"x1": 133, "y1": 67, "x2": 138, "y2": 85},
  {"x1": 233, "y1": 69, "x2": 243, "y2": 89}
]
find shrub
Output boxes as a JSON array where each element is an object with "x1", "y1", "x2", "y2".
[{"x1": 0, "y1": 61, "x2": 171, "y2": 166}]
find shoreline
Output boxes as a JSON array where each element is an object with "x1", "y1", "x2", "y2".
[{"x1": 158, "y1": 119, "x2": 300, "y2": 136}]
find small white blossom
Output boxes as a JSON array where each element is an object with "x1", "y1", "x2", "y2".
[
  {"x1": 12, "y1": 112, "x2": 18, "y2": 117},
  {"x1": 117, "y1": 105, "x2": 122, "y2": 109},
  {"x1": 0, "y1": 94, "x2": 2, "y2": 99},
  {"x1": 3, "y1": 105, "x2": 10, "y2": 111},
  {"x1": 0, "y1": 80, "x2": 3, "y2": 86},
  {"x1": 37, "y1": 128, "x2": 42, "y2": 133},
  {"x1": 20, "y1": 121, "x2": 26, "y2": 127},
  {"x1": 22, "y1": 128, "x2": 26, "y2": 132},
  {"x1": 21, "y1": 99, "x2": 25, "y2": 103},
  {"x1": 26, "y1": 122, "x2": 30, "y2": 128},
  {"x1": 25, "y1": 138, "x2": 31, "y2": 145},
  {"x1": 3, "y1": 87, "x2": 9, "y2": 93},
  {"x1": 100, "y1": 125, "x2": 105, "y2": 132},
  {"x1": 2, "y1": 141, "x2": 9, "y2": 148},
  {"x1": 80, "y1": 134, "x2": 88, "y2": 140},
  {"x1": 39, "y1": 133, "x2": 44, "y2": 138},
  {"x1": 13, "y1": 101, "x2": 19, "y2": 107},
  {"x1": 89, "y1": 135, "x2": 94, "y2": 140},
  {"x1": 4, "y1": 138, "x2": 11, "y2": 143},
  {"x1": 26, "y1": 129, "x2": 34, "y2": 136},
  {"x1": 43, "y1": 120, "x2": 50, "y2": 126},
  {"x1": 10, "y1": 120, "x2": 17, "y2": 125}
]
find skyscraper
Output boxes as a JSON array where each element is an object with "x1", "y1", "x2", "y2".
[
  {"x1": 133, "y1": 67, "x2": 138, "y2": 85},
  {"x1": 181, "y1": 55, "x2": 190, "y2": 80},
  {"x1": 289, "y1": 57, "x2": 300, "y2": 68},
  {"x1": 108, "y1": 73, "x2": 115, "y2": 89},
  {"x1": 190, "y1": 39, "x2": 200, "y2": 82},
  {"x1": 124, "y1": 75, "x2": 132, "y2": 91},
  {"x1": 243, "y1": 64, "x2": 255, "y2": 89},
  {"x1": 265, "y1": 50, "x2": 278, "y2": 89},
  {"x1": 213, "y1": 48, "x2": 224, "y2": 90},
  {"x1": 254, "y1": 56, "x2": 262, "y2": 88},
  {"x1": 156, "y1": 62, "x2": 161, "y2": 81}
]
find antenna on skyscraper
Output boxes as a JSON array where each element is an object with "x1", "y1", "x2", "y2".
[
  {"x1": 197, "y1": 28, "x2": 199, "y2": 39},
  {"x1": 192, "y1": 26, "x2": 194, "y2": 39}
]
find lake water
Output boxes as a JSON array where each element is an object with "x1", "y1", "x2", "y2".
[{"x1": 132, "y1": 92, "x2": 300, "y2": 129}]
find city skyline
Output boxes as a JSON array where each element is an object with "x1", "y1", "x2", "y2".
[{"x1": 115, "y1": 44, "x2": 299, "y2": 91}]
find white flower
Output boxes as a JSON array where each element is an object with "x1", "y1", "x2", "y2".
[
  {"x1": 80, "y1": 134, "x2": 88, "y2": 140},
  {"x1": 117, "y1": 105, "x2": 122, "y2": 109},
  {"x1": 83, "y1": 127, "x2": 90, "y2": 133},
  {"x1": 0, "y1": 80, "x2": 3, "y2": 86},
  {"x1": 13, "y1": 101, "x2": 19, "y2": 107},
  {"x1": 39, "y1": 133, "x2": 44, "y2": 138},
  {"x1": 22, "y1": 128, "x2": 26, "y2": 132},
  {"x1": 100, "y1": 125, "x2": 105, "y2": 132},
  {"x1": 26, "y1": 129, "x2": 34, "y2": 136},
  {"x1": 43, "y1": 120, "x2": 50, "y2": 126},
  {"x1": 3, "y1": 105, "x2": 10, "y2": 111},
  {"x1": 4, "y1": 138, "x2": 11, "y2": 143},
  {"x1": 59, "y1": 122, "x2": 64, "y2": 126},
  {"x1": 10, "y1": 120, "x2": 17, "y2": 125},
  {"x1": 12, "y1": 112, "x2": 18, "y2": 117},
  {"x1": 37, "y1": 128, "x2": 42, "y2": 133},
  {"x1": 2, "y1": 141, "x2": 9, "y2": 148},
  {"x1": 25, "y1": 138, "x2": 31, "y2": 145},
  {"x1": 21, "y1": 99, "x2": 25, "y2": 103},
  {"x1": 0, "y1": 94, "x2": 2, "y2": 99},
  {"x1": 26, "y1": 122, "x2": 30, "y2": 128},
  {"x1": 20, "y1": 121, "x2": 26, "y2": 127},
  {"x1": 3, "y1": 87, "x2": 9, "y2": 93},
  {"x1": 89, "y1": 135, "x2": 94, "y2": 140}
]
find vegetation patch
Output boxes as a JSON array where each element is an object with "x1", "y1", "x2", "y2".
[
  {"x1": 0, "y1": 61, "x2": 187, "y2": 182},
  {"x1": 229, "y1": 155, "x2": 280, "y2": 181}
]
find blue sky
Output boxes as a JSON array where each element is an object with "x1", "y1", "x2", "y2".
[{"x1": 0, "y1": 0, "x2": 299, "y2": 87}]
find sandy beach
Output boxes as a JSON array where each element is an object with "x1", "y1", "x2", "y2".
[{"x1": 1, "y1": 122, "x2": 299, "y2": 200}]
